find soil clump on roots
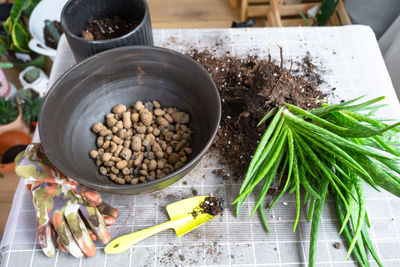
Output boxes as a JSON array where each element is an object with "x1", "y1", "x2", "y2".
[
  {"x1": 200, "y1": 197, "x2": 224, "y2": 216},
  {"x1": 189, "y1": 49, "x2": 325, "y2": 180}
]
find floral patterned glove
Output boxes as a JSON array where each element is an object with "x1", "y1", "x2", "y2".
[{"x1": 15, "y1": 143, "x2": 119, "y2": 258}]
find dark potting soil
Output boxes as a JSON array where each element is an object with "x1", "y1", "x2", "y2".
[
  {"x1": 200, "y1": 196, "x2": 224, "y2": 216},
  {"x1": 1, "y1": 145, "x2": 27, "y2": 164},
  {"x1": 192, "y1": 188, "x2": 198, "y2": 196},
  {"x1": 81, "y1": 16, "x2": 140, "y2": 41},
  {"x1": 191, "y1": 210, "x2": 198, "y2": 218},
  {"x1": 333, "y1": 242, "x2": 342, "y2": 249},
  {"x1": 189, "y1": 50, "x2": 325, "y2": 181},
  {"x1": 43, "y1": 20, "x2": 63, "y2": 49}
]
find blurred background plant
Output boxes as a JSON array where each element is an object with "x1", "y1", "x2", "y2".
[
  {"x1": 317, "y1": 0, "x2": 339, "y2": 25},
  {"x1": 0, "y1": 97, "x2": 18, "y2": 125},
  {"x1": 0, "y1": 0, "x2": 43, "y2": 69},
  {"x1": 0, "y1": 0, "x2": 44, "y2": 132},
  {"x1": 298, "y1": 0, "x2": 339, "y2": 26},
  {"x1": 0, "y1": 62, "x2": 12, "y2": 68},
  {"x1": 16, "y1": 87, "x2": 43, "y2": 127}
]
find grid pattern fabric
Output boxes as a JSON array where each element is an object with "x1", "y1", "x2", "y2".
[{"x1": 1, "y1": 26, "x2": 400, "y2": 267}]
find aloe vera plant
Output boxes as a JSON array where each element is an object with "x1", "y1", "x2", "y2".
[{"x1": 234, "y1": 96, "x2": 400, "y2": 266}]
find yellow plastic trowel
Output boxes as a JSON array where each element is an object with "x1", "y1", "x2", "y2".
[{"x1": 104, "y1": 196, "x2": 222, "y2": 254}]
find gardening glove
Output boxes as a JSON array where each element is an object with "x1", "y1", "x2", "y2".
[{"x1": 15, "y1": 143, "x2": 119, "y2": 258}]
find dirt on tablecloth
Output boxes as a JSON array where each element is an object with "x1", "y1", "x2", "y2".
[{"x1": 189, "y1": 49, "x2": 325, "y2": 180}]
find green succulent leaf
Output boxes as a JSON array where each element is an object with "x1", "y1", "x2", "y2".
[
  {"x1": 235, "y1": 96, "x2": 399, "y2": 267},
  {"x1": 0, "y1": 98, "x2": 19, "y2": 125},
  {"x1": 11, "y1": 21, "x2": 30, "y2": 53},
  {"x1": 10, "y1": 0, "x2": 37, "y2": 24},
  {"x1": 22, "y1": 0, "x2": 40, "y2": 17},
  {"x1": 317, "y1": 0, "x2": 339, "y2": 26},
  {"x1": 19, "y1": 92, "x2": 44, "y2": 126},
  {"x1": 0, "y1": 62, "x2": 14, "y2": 69},
  {"x1": 2, "y1": 0, "x2": 39, "y2": 54}
]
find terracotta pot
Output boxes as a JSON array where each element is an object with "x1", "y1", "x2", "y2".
[
  {"x1": 0, "y1": 107, "x2": 30, "y2": 135},
  {"x1": 0, "y1": 130, "x2": 31, "y2": 173}
]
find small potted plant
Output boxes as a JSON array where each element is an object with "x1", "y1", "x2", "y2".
[
  {"x1": 0, "y1": 0, "x2": 45, "y2": 70},
  {"x1": 17, "y1": 88, "x2": 44, "y2": 130},
  {"x1": 61, "y1": 0, "x2": 154, "y2": 61},
  {"x1": 0, "y1": 97, "x2": 26, "y2": 135},
  {"x1": 19, "y1": 66, "x2": 49, "y2": 97},
  {"x1": 0, "y1": 129, "x2": 31, "y2": 173}
]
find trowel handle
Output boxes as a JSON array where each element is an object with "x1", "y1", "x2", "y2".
[{"x1": 104, "y1": 215, "x2": 193, "y2": 254}]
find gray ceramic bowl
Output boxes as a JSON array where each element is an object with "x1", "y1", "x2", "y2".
[
  {"x1": 39, "y1": 46, "x2": 221, "y2": 194},
  {"x1": 61, "y1": 0, "x2": 154, "y2": 62}
]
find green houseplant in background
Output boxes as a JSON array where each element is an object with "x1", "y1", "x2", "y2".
[
  {"x1": 16, "y1": 87, "x2": 43, "y2": 129},
  {"x1": 20, "y1": 90, "x2": 43, "y2": 129},
  {"x1": 0, "y1": 0, "x2": 44, "y2": 70},
  {"x1": 0, "y1": 97, "x2": 19, "y2": 125},
  {"x1": 298, "y1": 0, "x2": 339, "y2": 26},
  {"x1": 317, "y1": 0, "x2": 339, "y2": 26},
  {"x1": 0, "y1": 96, "x2": 27, "y2": 135}
]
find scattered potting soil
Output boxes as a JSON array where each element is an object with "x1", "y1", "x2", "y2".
[
  {"x1": 1, "y1": 145, "x2": 27, "y2": 164},
  {"x1": 189, "y1": 49, "x2": 325, "y2": 180},
  {"x1": 199, "y1": 196, "x2": 224, "y2": 216},
  {"x1": 191, "y1": 188, "x2": 198, "y2": 196},
  {"x1": 267, "y1": 186, "x2": 280, "y2": 197},
  {"x1": 213, "y1": 168, "x2": 230, "y2": 180},
  {"x1": 81, "y1": 16, "x2": 140, "y2": 41},
  {"x1": 333, "y1": 242, "x2": 342, "y2": 249},
  {"x1": 43, "y1": 20, "x2": 63, "y2": 49},
  {"x1": 191, "y1": 210, "x2": 198, "y2": 218},
  {"x1": 158, "y1": 243, "x2": 224, "y2": 266}
]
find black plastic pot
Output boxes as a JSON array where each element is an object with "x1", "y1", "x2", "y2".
[
  {"x1": 39, "y1": 46, "x2": 221, "y2": 194},
  {"x1": 61, "y1": 0, "x2": 154, "y2": 62}
]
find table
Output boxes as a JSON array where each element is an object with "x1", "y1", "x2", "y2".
[{"x1": 1, "y1": 26, "x2": 400, "y2": 267}]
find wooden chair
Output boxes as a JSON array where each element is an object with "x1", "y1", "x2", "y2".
[{"x1": 231, "y1": 0, "x2": 351, "y2": 26}]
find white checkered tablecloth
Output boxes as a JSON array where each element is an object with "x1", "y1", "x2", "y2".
[{"x1": 1, "y1": 27, "x2": 400, "y2": 267}]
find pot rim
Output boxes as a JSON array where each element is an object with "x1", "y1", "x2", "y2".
[
  {"x1": 0, "y1": 161, "x2": 16, "y2": 173},
  {"x1": 0, "y1": 129, "x2": 31, "y2": 170},
  {"x1": 60, "y1": 0, "x2": 150, "y2": 44},
  {"x1": 39, "y1": 45, "x2": 221, "y2": 192}
]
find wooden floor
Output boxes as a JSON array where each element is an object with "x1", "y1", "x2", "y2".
[
  {"x1": 148, "y1": 0, "x2": 239, "y2": 28},
  {"x1": 0, "y1": 0, "x2": 243, "y2": 237},
  {"x1": 0, "y1": 173, "x2": 20, "y2": 237}
]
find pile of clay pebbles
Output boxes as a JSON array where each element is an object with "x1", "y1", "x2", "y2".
[{"x1": 90, "y1": 100, "x2": 193, "y2": 184}]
